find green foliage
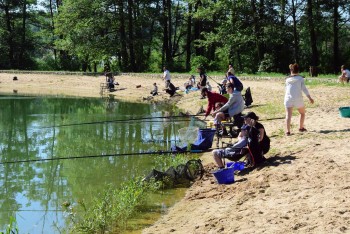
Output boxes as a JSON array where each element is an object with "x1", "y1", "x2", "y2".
[
  {"x1": 154, "y1": 153, "x2": 196, "y2": 171},
  {"x1": 1, "y1": 1, "x2": 350, "y2": 73},
  {"x1": 190, "y1": 56, "x2": 210, "y2": 73},
  {"x1": 65, "y1": 153, "x2": 196, "y2": 233},
  {"x1": 68, "y1": 179, "x2": 150, "y2": 233},
  {"x1": 1, "y1": 216, "x2": 19, "y2": 234}
]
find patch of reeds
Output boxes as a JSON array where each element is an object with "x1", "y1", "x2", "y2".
[
  {"x1": 1, "y1": 216, "x2": 19, "y2": 234},
  {"x1": 64, "y1": 153, "x2": 196, "y2": 233}
]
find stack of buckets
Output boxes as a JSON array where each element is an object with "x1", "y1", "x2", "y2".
[{"x1": 212, "y1": 161, "x2": 245, "y2": 184}]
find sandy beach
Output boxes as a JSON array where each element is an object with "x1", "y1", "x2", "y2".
[{"x1": 1, "y1": 72, "x2": 350, "y2": 233}]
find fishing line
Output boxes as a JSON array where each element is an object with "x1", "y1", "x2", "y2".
[
  {"x1": 0, "y1": 149, "x2": 208, "y2": 165},
  {"x1": 39, "y1": 115, "x2": 204, "y2": 129}
]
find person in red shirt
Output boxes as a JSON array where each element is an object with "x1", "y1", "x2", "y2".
[{"x1": 201, "y1": 88, "x2": 228, "y2": 120}]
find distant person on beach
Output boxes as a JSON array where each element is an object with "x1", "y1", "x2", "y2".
[
  {"x1": 184, "y1": 76, "x2": 194, "y2": 90},
  {"x1": 150, "y1": 83, "x2": 158, "y2": 96},
  {"x1": 226, "y1": 72, "x2": 243, "y2": 92},
  {"x1": 201, "y1": 88, "x2": 228, "y2": 121},
  {"x1": 197, "y1": 66, "x2": 207, "y2": 96},
  {"x1": 206, "y1": 81, "x2": 212, "y2": 92},
  {"x1": 164, "y1": 80, "x2": 176, "y2": 97},
  {"x1": 338, "y1": 65, "x2": 350, "y2": 84},
  {"x1": 212, "y1": 124, "x2": 250, "y2": 169},
  {"x1": 163, "y1": 66, "x2": 171, "y2": 87},
  {"x1": 227, "y1": 63, "x2": 235, "y2": 75},
  {"x1": 218, "y1": 79, "x2": 228, "y2": 95},
  {"x1": 284, "y1": 63, "x2": 314, "y2": 136}
]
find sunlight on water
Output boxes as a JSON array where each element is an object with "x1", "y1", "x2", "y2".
[{"x1": 0, "y1": 95, "x2": 204, "y2": 233}]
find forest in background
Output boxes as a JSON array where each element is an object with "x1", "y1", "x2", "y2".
[{"x1": 0, "y1": 0, "x2": 349, "y2": 75}]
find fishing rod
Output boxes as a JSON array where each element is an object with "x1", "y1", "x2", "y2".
[
  {"x1": 0, "y1": 149, "x2": 210, "y2": 165},
  {"x1": 206, "y1": 74, "x2": 222, "y2": 86},
  {"x1": 39, "y1": 114, "x2": 205, "y2": 129}
]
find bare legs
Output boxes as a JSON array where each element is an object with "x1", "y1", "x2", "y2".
[
  {"x1": 212, "y1": 149, "x2": 224, "y2": 168},
  {"x1": 285, "y1": 106, "x2": 306, "y2": 134},
  {"x1": 214, "y1": 112, "x2": 226, "y2": 124}
]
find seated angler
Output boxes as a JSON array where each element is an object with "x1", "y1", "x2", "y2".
[
  {"x1": 211, "y1": 82, "x2": 245, "y2": 127},
  {"x1": 212, "y1": 124, "x2": 250, "y2": 169},
  {"x1": 218, "y1": 79, "x2": 228, "y2": 95}
]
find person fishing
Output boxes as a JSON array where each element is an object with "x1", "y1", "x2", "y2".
[
  {"x1": 201, "y1": 88, "x2": 228, "y2": 121},
  {"x1": 211, "y1": 82, "x2": 245, "y2": 130},
  {"x1": 197, "y1": 66, "x2": 207, "y2": 98}
]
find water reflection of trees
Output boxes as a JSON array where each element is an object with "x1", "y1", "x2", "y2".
[{"x1": 0, "y1": 96, "x2": 186, "y2": 232}]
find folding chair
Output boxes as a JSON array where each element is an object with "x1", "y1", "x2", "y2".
[{"x1": 215, "y1": 113, "x2": 244, "y2": 148}]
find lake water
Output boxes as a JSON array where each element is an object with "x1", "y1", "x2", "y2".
[{"x1": 0, "y1": 95, "x2": 204, "y2": 233}]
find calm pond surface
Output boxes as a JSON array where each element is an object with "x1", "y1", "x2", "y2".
[{"x1": 0, "y1": 95, "x2": 204, "y2": 233}]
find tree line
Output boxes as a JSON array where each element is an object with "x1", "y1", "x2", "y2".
[{"x1": 0, "y1": 0, "x2": 349, "y2": 75}]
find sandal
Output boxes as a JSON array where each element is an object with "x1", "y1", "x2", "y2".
[
  {"x1": 299, "y1": 128, "x2": 307, "y2": 132},
  {"x1": 285, "y1": 132, "x2": 291, "y2": 136}
]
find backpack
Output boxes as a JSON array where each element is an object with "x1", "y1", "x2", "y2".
[{"x1": 261, "y1": 135, "x2": 270, "y2": 154}]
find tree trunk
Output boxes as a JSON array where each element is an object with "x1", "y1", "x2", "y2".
[
  {"x1": 49, "y1": 0, "x2": 57, "y2": 62},
  {"x1": 127, "y1": 0, "x2": 136, "y2": 71},
  {"x1": 291, "y1": 0, "x2": 299, "y2": 63},
  {"x1": 194, "y1": 0, "x2": 203, "y2": 56},
  {"x1": 162, "y1": 0, "x2": 171, "y2": 65},
  {"x1": 332, "y1": 0, "x2": 340, "y2": 73},
  {"x1": 250, "y1": 0, "x2": 263, "y2": 62},
  {"x1": 4, "y1": 4, "x2": 14, "y2": 68},
  {"x1": 185, "y1": 2, "x2": 192, "y2": 71},
  {"x1": 307, "y1": 0, "x2": 319, "y2": 71},
  {"x1": 167, "y1": 0, "x2": 172, "y2": 61},
  {"x1": 117, "y1": 0, "x2": 129, "y2": 71},
  {"x1": 19, "y1": 0, "x2": 27, "y2": 69}
]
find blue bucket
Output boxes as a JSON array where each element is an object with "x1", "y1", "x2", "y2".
[
  {"x1": 212, "y1": 167, "x2": 235, "y2": 184},
  {"x1": 226, "y1": 161, "x2": 245, "y2": 171},
  {"x1": 233, "y1": 161, "x2": 245, "y2": 171}
]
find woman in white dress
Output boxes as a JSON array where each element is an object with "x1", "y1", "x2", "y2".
[{"x1": 284, "y1": 63, "x2": 314, "y2": 136}]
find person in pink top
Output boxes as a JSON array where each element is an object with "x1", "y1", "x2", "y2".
[{"x1": 201, "y1": 88, "x2": 228, "y2": 120}]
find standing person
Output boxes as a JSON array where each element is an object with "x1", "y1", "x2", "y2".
[
  {"x1": 201, "y1": 88, "x2": 228, "y2": 121},
  {"x1": 338, "y1": 65, "x2": 350, "y2": 84},
  {"x1": 211, "y1": 83, "x2": 245, "y2": 125},
  {"x1": 227, "y1": 63, "x2": 235, "y2": 75},
  {"x1": 162, "y1": 66, "x2": 171, "y2": 87},
  {"x1": 284, "y1": 63, "x2": 314, "y2": 136},
  {"x1": 197, "y1": 66, "x2": 207, "y2": 96},
  {"x1": 226, "y1": 72, "x2": 243, "y2": 92}
]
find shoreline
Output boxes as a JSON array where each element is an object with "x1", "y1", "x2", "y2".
[{"x1": 1, "y1": 73, "x2": 350, "y2": 233}]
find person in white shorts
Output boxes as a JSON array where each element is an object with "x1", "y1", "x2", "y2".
[{"x1": 284, "y1": 63, "x2": 314, "y2": 136}]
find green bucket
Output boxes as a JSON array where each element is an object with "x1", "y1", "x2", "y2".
[{"x1": 339, "y1": 107, "x2": 350, "y2": 118}]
